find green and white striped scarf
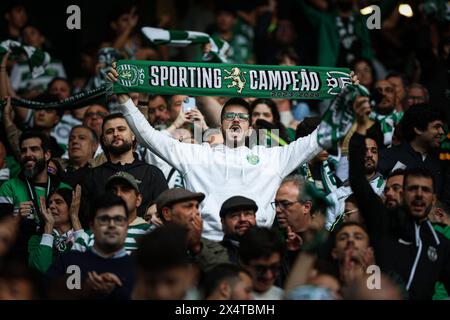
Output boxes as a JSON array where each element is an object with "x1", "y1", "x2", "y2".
[
  {"x1": 369, "y1": 110, "x2": 403, "y2": 146},
  {"x1": 317, "y1": 84, "x2": 370, "y2": 151},
  {"x1": 114, "y1": 60, "x2": 352, "y2": 99},
  {"x1": 0, "y1": 40, "x2": 51, "y2": 78},
  {"x1": 141, "y1": 27, "x2": 230, "y2": 63},
  {"x1": 299, "y1": 160, "x2": 338, "y2": 195}
]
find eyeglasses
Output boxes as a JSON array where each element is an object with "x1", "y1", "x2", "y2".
[
  {"x1": 95, "y1": 215, "x2": 128, "y2": 226},
  {"x1": 251, "y1": 263, "x2": 281, "y2": 276},
  {"x1": 222, "y1": 112, "x2": 250, "y2": 122},
  {"x1": 85, "y1": 111, "x2": 108, "y2": 118},
  {"x1": 271, "y1": 200, "x2": 299, "y2": 210}
]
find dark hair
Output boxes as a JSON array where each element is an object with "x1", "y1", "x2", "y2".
[
  {"x1": 220, "y1": 98, "x2": 250, "y2": 121},
  {"x1": 403, "y1": 167, "x2": 435, "y2": 192},
  {"x1": 34, "y1": 93, "x2": 64, "y2": 118},
  {"x1": 276, "y1": 47, "x2": 300, "y2": 65},
  {"x1": 136, "y1": 224, "x2": 190, "y2": 272},
  {"x1": 400, "y1": 105, "x2": 443, "y2": 142},
  {"x1": 47, "y1": 77, "x2": 71, "y2": 92},
  {"x1": 387, "y1": 169, "x2": 406, "y2": 180},
  {"x1": 331, "y1": 221, "x2": 370, "y2": 248},
  {"x1": 70, "y1": 125, "x2": 99, "y2": 143},
  {"x1": 19, "y1": 130, "x2": 50, "y2": 153},
  {"x1": 386, "y1": 71, "x2": 408, "y2": 88},
  {"x1": 295, "y1": 117, "x2": 321, "y2": 139},
  {"x1": 239, "y1": 227, "x2": 284, "y2": 264},
  {"x1": 349, "y1": 58, "x2": 376, "y2": 90},
  {"x1": 250, "y1": 98, "x2": 290, "y2": 142},
  {"x1": 201, "y1": 263, "x2": 250, "y2": 298},
  {"x1": 89, "y1": 193, "x2": 128, "y2": 223},
  {"x1": 435, "y1": 199, "x2": 450, "y2": 217},
  {"x1": 101, "y1": 113, "x2": 137, "y2": 151},
  {"x1": 0, "y1": 260, "x2": 42, "y2": 299},
  {"x1": 48, "y1": 188, "x2": 73, "y2": 209}
]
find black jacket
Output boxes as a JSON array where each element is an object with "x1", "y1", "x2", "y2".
[
  {"x1": 350, "y1": 133, "x2": 450, "y2": 300},
  {"x1": 82, "y1": 157, "x2": 168, "y2": 222},
  {"x1": 378, "y1": 142, "x2": 444, "y2": 197}
]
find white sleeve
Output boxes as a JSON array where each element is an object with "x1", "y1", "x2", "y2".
[
  {"x1": 267, "y1": 129, "x2": 322, "y2": 178},
  {"x1": 118, "y1": 98, "x2": 205, "y2": 172},
  {"x1": 10, "y1": 64, "x2": 22, "y2": 91}
]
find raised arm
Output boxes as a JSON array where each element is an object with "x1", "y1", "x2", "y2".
[
  {"x1": 108, "y1": 65, "x2": 204, "y2": 172},
  {"x1": 349, "y1": 96, "x2": 386, "y2": 234}
]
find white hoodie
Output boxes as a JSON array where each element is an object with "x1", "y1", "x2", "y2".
[{"x1": 119, "y1": 99, "x2": 322, "y2": 241}]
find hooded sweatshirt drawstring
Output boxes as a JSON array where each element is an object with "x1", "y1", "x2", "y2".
[
  {"x1": 427, "y1": 220, "x2": 441, "y2": 246},
  {"x1": 406, "y1": 223, "x2": 423, "y2": 290}
]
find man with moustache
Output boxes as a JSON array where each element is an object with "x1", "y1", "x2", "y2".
[
  {"x1": 349, "y1": 96, "x2": 450, "y2": 300},
  {"x1": 82, "y1": 113, "x2": 167, "y2": 222},
  {"x1": 219, "y1": 196, "x2": 258, "y2": 264},
  {"x1": 370, "y1": 79, "x2": 403, "y2": 147},
  {"x1": 383, "y1": 169, "x2": 405, "y2": 210},
  {"x1": 0, "y1": 131, "x2": 71, "y2": 261},
  {"x1": 326, "y1": 135, "x2": 385, "y2": 230}
]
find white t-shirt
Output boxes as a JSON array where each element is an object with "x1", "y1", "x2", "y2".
[{"x1": 252, "y1": 286, "x2": 284, "y2": 300}]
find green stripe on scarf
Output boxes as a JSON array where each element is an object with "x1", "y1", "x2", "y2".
[
  {"x1": 0, "y1": 40, "x2": 51, "y2": 78},
  {"x1": 141, "y1": 27, "x2": 229, "y2": 62},
  {"x1": 317, "y1": 84, "x2": 369, "y2": 150},
  {"x1": 113, "y1": 60, "x2": 352, "y2": 100}
]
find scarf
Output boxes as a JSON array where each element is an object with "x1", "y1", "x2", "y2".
[
  {"x1": 317, "y1": 84, "x2": 370, "y2": 151},
  {"x1": 369, "y1": 110, "x2": 403, "y2": 146},
  {"x1": 299, "y1": 159, "x2": 338, "y2": 195},
  {"x1": 113, "y1": 60, "x2": 352, "y2": 100},
  {"x1": 0, "y1": 40, "x2": 51, "y2": 78},
  {"x1": 141, "y1": 27, "x2": 230, "y2": 63},
  {"x1": 52, "y1": 228, "x2": 75, "y2": 252},
  {"x1": 326, "y1": 172, "x2": 386, "y2": 231},
  {"x1": 0, "y1": 85, "x2": 108, "y2": 110}
]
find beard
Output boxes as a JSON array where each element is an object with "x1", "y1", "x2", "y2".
[
  {"x1": 364, "y1": 159, "x2": 376, "y2": 175},
  {"x1": 21, "y1": 158, "x2": 47, "y2": 179},
  {"x1": 106, "y1": 140, "x2": 133, "y2": 156}
]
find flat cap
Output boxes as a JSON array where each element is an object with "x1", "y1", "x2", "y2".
[
  {"x1": 219, "y1": 196, "x2": 258, "y2": 218},
  {"x1": 156, "y1": 188, "x2": 205, "y2": 214}
]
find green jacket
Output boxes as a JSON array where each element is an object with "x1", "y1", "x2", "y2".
[
  {"x1": 191, "y1": 238, "x2": 230, "y2": 272},
  {"x1": 28, "y1": 229, "x2": 82, "y2": 273}
]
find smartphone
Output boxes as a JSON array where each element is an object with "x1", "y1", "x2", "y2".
[{"x1": 183, "y1": 97, "x2": 196, "y2": 113}]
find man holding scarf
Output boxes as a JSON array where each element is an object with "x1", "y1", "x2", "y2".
[{"x1": 107, "y1": 65, "x2": 360, "y2": 241}]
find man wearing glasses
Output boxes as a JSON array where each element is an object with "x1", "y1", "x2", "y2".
[
  {"x1": 239, "y1": 227, "x2": 284, "y2": 300},
  {"x1": 219, "y1": 196, "x2": 258, "y2": 264},
  {"x1": 72, "y1": 171, "x2": 151, "y2": 255},
  {"x1": 108, "y1": 67, "x2": 357, "y2": 241},
  {"x1": 47, "y1": 194, "x2": 135, "y2": 299}
]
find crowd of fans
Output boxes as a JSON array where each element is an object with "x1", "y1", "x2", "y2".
[{"x1": 0, "y1": 0, "x2": 449, "y2": 300}]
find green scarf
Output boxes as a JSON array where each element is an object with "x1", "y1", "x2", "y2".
[
  {"x1": 0, "y1": 85, "x2": 107, "y2": 110},
  {"x1": 113, "y1": 60, "x2": 352, "y2": 100},
  {"x1": 0, "y1": 40, "x2": 51, "y2": 78},
  {"x1": 141, "y1": 27, "x2": 230, "y2": 63},
  {"x1": 369, "y1": 110, "x2": 403, "y2": 146},
  {"x1": 317, "y1": 84, "x2": 369, "y2": 151}
]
